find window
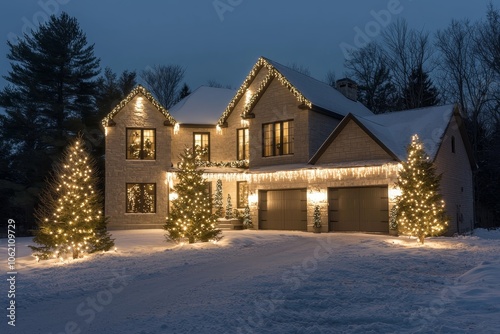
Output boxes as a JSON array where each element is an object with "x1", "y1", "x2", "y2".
[
  {"x1": 237, "y1": 181, "x2": 249, "y2": 208},
  {"x1": 237, "y1": 128, "x2": 249, "y2": 160},
  {"x1": 263, "y1": 120, "x2": 294, "y2": 157},
  {"x1": 126, "y1": 183, "x2": 156, "y2": 213},
  {"x1": 194, "y1": 133, "x2": 210, "y2": 161},
  {"x1": 127, "y1": 129, "x2": 155, "y2": 160},
  {"x1": 451, "y1": 136, "x2": 455, "y2": 153}
]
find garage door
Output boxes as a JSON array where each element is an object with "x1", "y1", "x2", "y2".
[
  {"x1": 328, "y1": 186, "x2": 388, "y2": 233},
  {"x1": 259, "y1": 189, "x2": 307, "y2": 230}
]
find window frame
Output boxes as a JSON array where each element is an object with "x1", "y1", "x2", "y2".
[
  {"x1": 237, "y1": 128, "x2": 249, "y2": 160},
  {"x1": 193, "y1": 132, "x2": 211, "y2": 161},
  {"x1": 126, "y1": 128, "x2": 156, "y2": 160},
  {"x1": 262, "y1": 120, "x2": 294, "y2": 157},
  {"x1": 237, "y1": 181, "x2": 249, "y2": 208},
  {"x1": 125, "y1": 183, "x2": 156, "y2": 213}
]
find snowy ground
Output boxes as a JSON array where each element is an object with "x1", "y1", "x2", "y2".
[{"x1": 1, "y1": 229, "x2": 500, "y2": 334}]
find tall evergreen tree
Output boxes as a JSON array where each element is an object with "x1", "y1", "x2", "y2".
[
  {"x1": 214, "y1": 179, "x2": 224, "y2": 218},
  {"x1": 402, "y1": 67, "x2": 440, "y2": 109},
  {"x1": 395, "y1": 135, "x2": 448, "y2": 243},
  {"x1": 164, "y1": 148, "x2": 222, "y2": 243},
  {"x1": 177, "y1": 83, "x2": 191, "y2": 102},
  {"x1": 0, "y1": 12, "x2": 100, "y2": 231},
  {"x1": 29, "y1": 137, "x2": 114, "y2": 260}
]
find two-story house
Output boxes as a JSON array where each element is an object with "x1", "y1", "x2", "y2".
[{"x1": 102, "y1": 57, "x2": 475, "y2": 235}]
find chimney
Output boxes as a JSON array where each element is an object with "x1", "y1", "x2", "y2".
[{"x1": 335, "y1": 78, "x2": 358, "y2": 101}]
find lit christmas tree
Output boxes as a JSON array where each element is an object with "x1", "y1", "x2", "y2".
[
  {"x1": 30, "y1": 137, "x2": 114, "y2": 260},
  {"x1": 395, "y1": 134, "x2": 448, "y2": 244},
  {"x1": 214, "y1": 179, "x2": 224, "y2": 218},
  {"x1": 164, "y1": 147, "x2": 222, "y2": 243},
  {"x1": 242, "y1": 205, "x2": 252, "y2": 228},
  {"x1": 225, "y1": 194, "x2": 234, "y2": 219},
  {"x1": 313, "y1": 205, "x2": 322, "y2": 228}
]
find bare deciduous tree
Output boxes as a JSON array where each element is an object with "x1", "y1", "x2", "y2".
[
  {"x1": 287, "y1": 62, "x2": 311, "y2": 76},
  {"x1": 382, "y1": 18, "x2": 435, "y2": 109},
  {"x1": 141, "y1": 64, "x2": 185, "y2": 109}
]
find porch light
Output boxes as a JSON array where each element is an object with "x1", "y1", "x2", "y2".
[
  {"x1": 135, "y1": 97, "x2": 144, "y2": 112},
  {"x1": 248, "y1": 192, "x2": 258, "y2": 205},
  {"x1": 169, "y1": 192, "x2": 178, "y2": 201},
  {"x1": 389, "y1": 187, "x2": 402, "y2": 201},
  {"x1": 174, "y1": 123, "x2": 180, "y2": 135},
  {"x1": 309, "y1": 188, "x2": 326, "y2": 204},
  {"x1": 216, "y1": 124, "x2": 222, "y2": 135}
]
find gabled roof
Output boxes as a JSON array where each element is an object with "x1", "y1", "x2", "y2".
[
  {"x1": 101, "y1": 85, "x2": 176, "y2": 127},
  {"x1": 310, "y1": 104, "x2": 468, "y2": 165},
  {"x1": 169, "y1": 86, "x2": 235, "y2": 125},
  {"x1": 358, "y1": 104, "x2": 456, "y2": 161},
  {"x1": 217, "y1": 57, "x2": 372, "y2": 125}
]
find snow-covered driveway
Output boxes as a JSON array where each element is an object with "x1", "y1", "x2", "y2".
[{"x1": 2, "y1": 230, "x2": 499, "y2": 334}]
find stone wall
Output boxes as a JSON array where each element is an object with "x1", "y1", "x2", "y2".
[{"x1": 105, "y1": 94, "x2": 171, "y2": 229}]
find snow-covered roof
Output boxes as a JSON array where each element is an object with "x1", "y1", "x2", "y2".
[
  {"x1": 263, "y1": 57, "x2": 373, "y2": 117},
  {"x1": 357, "y1": 104, "x2": 455, "y2": 160},
  {"x1": 169, "y1": 86, "x2": 236, "y2": 124},
  {"x1": 310, "y1": 104, "x2": 457, "y2": 164}
]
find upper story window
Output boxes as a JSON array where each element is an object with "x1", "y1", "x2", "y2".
[
  {"x1": 127, "y1": 129, "x2": 156, "y2": 160},
  {"x1": 451, "y1": 136, "x2": 456, "y2": 153},
  {"x1": 237, "y1": 128, "x2": 249, "y2": 160},
  {"x1": 194, "y1": 133, "x2": 210, "y2": 161},
  {"x1": 126, "y1": 183, "x2": 156, "y2": 213},
  {"x1": 263, "y1": 120, "x2": 294, "y2": 157}
]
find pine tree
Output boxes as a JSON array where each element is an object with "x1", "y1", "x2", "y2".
[
  {"x1": 395, "y1": 135, "x2": 448, "y2": 243},
  {"x1": 313, "y1": 205, "x2": 322, "y2": 228},
  {"x1": 214, "y1": 179, "x2": 224, "y2": 218},
  {"x1": 225, "y1": 194, "x2": 234, "y2": 219},
  {"x1": 402, "y1": 66, "x2": 439, "y2": 109},
  {"x1": 0, "y1": 12, "x2": 100, "y2": 231},
  {"x1": 164, "y1": 147, "x2": 222, "y2": 243},
  {"x1": 242, "y1": 205, "x2": 253, "y2": 228},
  {"x1": 177, "y1": 83, "x2": 191, "y2": 102},
  {"x1": 29, "y1": 137, "x2": 114, "y2": 260}
]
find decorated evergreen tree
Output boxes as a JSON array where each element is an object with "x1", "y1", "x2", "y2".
[
  {"x1": 395, "y1": 135, "x2": 448, "y2": 244},
  {"x1": 313, "y1": 205, "x2": 322, "y2": 228},
  {"x1": 242, "y1": 205, "x2": 253, "y2": 228},
  {"x1": 30, "y1": 137, "x2": 114, "y2": 260},
  {"x1": 164, "y1": 147, "x2": 222, "y2": 243},
  {"x1": 225, "y1": 194, "x2": 234, "y2": 219},
  {"x1": 214, "y1": 179, "x2": 224, "y2": 218}
]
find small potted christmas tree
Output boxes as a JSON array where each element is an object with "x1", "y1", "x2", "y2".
[
  {"x1": 242, "y1": 205, "x2": 253, "y2": 229},
  {"x1": 313, "y1": 205, "x2": 322, "y2": 233}
]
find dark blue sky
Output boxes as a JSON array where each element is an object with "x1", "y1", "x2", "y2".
[{"x1": 0, "y1": 0, "x2": 493, "y2": 92}]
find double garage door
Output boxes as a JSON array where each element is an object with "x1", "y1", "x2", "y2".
[
  {"x1": 258, "y1": 187, "x2": 388, "y2": 233},
  {"x1": 328, "y1": 186, "x2": 389, "y2": 233},
  {"x1": 259, "y1": 189, "x2": 307, "y2": 231}
]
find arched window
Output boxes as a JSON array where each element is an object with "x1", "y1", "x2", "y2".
[{"x1": 451, "y1": 136, "x2": 455, "y2": 153}]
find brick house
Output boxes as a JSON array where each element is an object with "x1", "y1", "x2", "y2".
[{"x1": 102, "y1": 57, "x2": 475, "y2": 235}]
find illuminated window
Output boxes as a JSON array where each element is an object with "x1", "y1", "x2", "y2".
[
  {"x1": 127, "y1": 129, "x2": 155, "y2": 160},
  {"x1": 263, "y1": 120, "x2": 294, "y2": 157},
  {"x1": 237, "y1": 128, "x2": 249, "y2": 160},
  {"x1": 237, "y1": 181, "x2": 248, "y2": 208},
  {"x1": 126, "y1": 183, "x2": 156, "y2": 213},
  {"x1": 194, "y1": 133, "x2": 210, "y2": 161}
]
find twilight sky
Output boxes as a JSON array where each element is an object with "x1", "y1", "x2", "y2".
[{"x1": 0, "y1": 0, "x2": 494, "y2": 93}]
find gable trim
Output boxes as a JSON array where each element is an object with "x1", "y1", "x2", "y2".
[
  {"x1": 309, "y1": 114, "x2": 399, "y2": 164},
  {"x1": 217, "y1": 57, "x2": 312, "y2": 125},
  {"x1": 101, "y1": 85, "x2": 177, "y2": 128}
]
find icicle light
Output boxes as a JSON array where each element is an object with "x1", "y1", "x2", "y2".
[{"x1": 167, "y1": 163, "x2": 401, "y2": 184}]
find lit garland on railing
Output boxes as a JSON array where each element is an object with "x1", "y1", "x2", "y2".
[
  {"x1": 217, "y1": 57, "x2": 312, "y2": 126},
  {"x1": 101, "y1": 85, "x2": 177, "y2": 128},
  {"x1": 167, "y1": 163, "x2": 401, "y2": 184},
  {"x1": 195, "y1": 160, "x2": 249, "y2": 169}
]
